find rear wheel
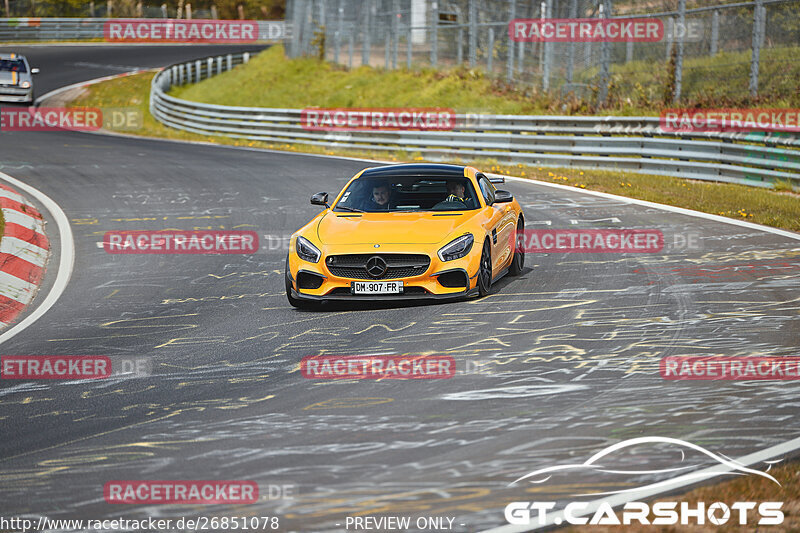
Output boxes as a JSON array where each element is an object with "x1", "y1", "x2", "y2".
[
  {"x1": 509, "y1": 217, "x2": 525, "y2": 276},
  {"x1": 477, "y1": 240, "x2": 492, "y2": 297}
]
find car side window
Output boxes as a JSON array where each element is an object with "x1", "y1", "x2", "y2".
[{"x1": 478, "y1": 176, "x2": 495, "y2": 205}]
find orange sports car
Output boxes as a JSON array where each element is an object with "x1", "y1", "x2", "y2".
[{"x1": 285, "y1": 163, "x2": 525, "y2": 307}]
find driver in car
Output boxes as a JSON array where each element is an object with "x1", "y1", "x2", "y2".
[{"x1": 365, "y1": 182, "x2": 392, "y2": 210}]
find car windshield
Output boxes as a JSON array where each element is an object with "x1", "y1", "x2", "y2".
[
  {"x1": 0, "y1": 59, "x2": 27, "y2": 73},
  {"x1": 333, "y1": 176, "x2": 481, "y2": 213}
]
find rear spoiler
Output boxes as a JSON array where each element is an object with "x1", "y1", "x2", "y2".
[{"x1": 488, "y1": 175, "x2": 505, "y2": 184}]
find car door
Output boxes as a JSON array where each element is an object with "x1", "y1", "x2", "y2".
[
  {"x1": 477, "y1": 174, "x2": 503, "y2": 276},
  {"x1": 477, "y1": 175, "x2": 515, "y2": 274}
]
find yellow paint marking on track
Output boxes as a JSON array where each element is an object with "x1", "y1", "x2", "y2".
[
  {"x1": 0, "y1": 409, "x2": 186, "y2": 466},
  {"x1": 303, "y1": 398, "x2": 393, "y2": 410},
  {"x1": 155, "y1": 335, "x2": 229, "y2": 348},
  {"x1": 352, "y1": 322, "x2": 417, "y2": 335},
  {"x1": 446, "y1": 299, "x2": 596, "y2": 314}
]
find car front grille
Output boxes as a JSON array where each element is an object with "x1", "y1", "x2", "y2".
[
  {"x1": 326, "y1": 253, "x2": 430, "y2": 280},
  {"x1": 0, "y1": 86, "x2": 28, "y2": 94}
]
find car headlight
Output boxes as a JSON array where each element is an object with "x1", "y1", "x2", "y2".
[
  {"x1": 20, "y1": 81, "x2": 30, "y2": 88},
  {"x1": 438, "y1": 234, "x2": 474, "y2": 262},
  {"x1": 296, "y1": 236, "x2": 321, "y2": 263}
]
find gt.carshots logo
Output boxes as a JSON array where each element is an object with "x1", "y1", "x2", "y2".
[
  {"x1": 504, "y1": 437, "x2": 784, "y2": 527},
  {"x1": 505, "y1": 501, "x2": 783, "y2": 526}
]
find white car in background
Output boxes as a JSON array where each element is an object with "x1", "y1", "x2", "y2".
[{"x1": 0, "y1": 53, "x2": 39, "y2": 104}]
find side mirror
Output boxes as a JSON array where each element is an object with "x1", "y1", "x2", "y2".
[
  {"x1": 494, "y1": 190, "x2": 513, "y2": 203},
  {"x1": 310, "y1": 192, "x2": 329, "y2": 208},
  {"x1": 31, "y1": 68, "x2": 39, "y2": 75}
]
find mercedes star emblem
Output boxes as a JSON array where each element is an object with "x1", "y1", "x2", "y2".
[{"x1": 366, "y1": 256, "x2": 388, "y2": 278}]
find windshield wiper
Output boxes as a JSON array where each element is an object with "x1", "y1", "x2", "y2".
[{"x1": 335, "y1": 205, "x2": 365, "y2": 213}]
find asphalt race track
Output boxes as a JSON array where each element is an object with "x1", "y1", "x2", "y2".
[{"x1": 0, "y1": 45, "x2": 799, "y2": 531}]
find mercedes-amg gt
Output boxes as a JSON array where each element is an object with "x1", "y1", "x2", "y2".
[{"x1": 285, "y1": 163, "x2": 525, "y2": 307}]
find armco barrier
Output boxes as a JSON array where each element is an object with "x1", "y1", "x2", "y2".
[
  {"x1": 0, "y1": 18, "x2": 286, "y2": 41},
  {"x1": 150, "y1": 53, "x2": 800, "y2": 189}
]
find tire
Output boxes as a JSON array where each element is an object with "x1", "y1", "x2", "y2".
[
  {"x1": 509, "y1": 216, "x2": 525, "y2": 276},
  {"x1": 477, "y1": 239, "x2": 492, "y2": 297}
]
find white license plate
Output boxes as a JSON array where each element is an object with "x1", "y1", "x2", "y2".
[{"x1": 351, "y1": 281, "x2": 404, "y2": 294}]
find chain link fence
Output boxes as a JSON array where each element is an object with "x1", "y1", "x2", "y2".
[{"x1": 286, "y1": 0, "x2": 800, "y2": 106}]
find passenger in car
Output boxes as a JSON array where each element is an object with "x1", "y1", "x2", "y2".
[{"x1": 444, "y1": 180, "x2": 474, "y2": 208}]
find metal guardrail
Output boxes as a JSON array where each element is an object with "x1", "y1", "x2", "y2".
[
  {"x1": 150, "y1": 52, "x2": 800, "y2": 189},
  {"x1": 0, "y1": 17, "x2": 286, "y2": 41}
]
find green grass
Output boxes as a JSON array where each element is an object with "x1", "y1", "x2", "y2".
[
  {"x1": 480, "y1": 162, "x2": 800, "y2": 232},
  {"x1": 171, "y1": 45, "x2": 544, "y2": 114},
  {"x1": 172, "y1": 44, "x2": 800, "y2": 115},
  {"x1": 594, "y1": 46, "x2": 800, "y2": 113}
]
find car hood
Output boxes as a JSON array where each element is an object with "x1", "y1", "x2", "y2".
[
  {"x1": 0, "y1": 71, "x2": 22, "y2": 85},
  {"x1": 317, "y1": 212, "x2": 472, "y2": 245}
]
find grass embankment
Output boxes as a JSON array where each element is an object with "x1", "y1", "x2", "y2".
[
  {"x1": 582, "y1": 46, "x2": 800, "y2": 114},
  {"x1": 173, "y1": 44, "x2": 800, "y2": 115},
  {"x1": 68, "y1": 45, "x2": 800, "y2": 232}
]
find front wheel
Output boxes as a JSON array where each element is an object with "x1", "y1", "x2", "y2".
[
  {"x1": 477, "y1": 240, "x2": 492, "y2": 297},
  {"x1": 509, "y1": 217, "x2": 525, "y2": 276}
]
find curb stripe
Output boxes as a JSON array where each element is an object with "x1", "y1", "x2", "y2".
[
  {"x1": 0, "y1": 179, "x2": 52, "y2": 329},
  {"x1": 2, "y1": 222, "x2": 49, "y2": 250},
  {"x1": 2, "y1": 208, "x2": 45, "y2": 233},
  {"x1": 0, "y1": 236, "x2": 48, "y2": 268},
  {"x1": 0, "y1": 254, "x2": 42, "y2": 285},
  {"x1": 0, "y1": 188, "x2": 26, "y2": 204},
  {"x1": 0, "y1": 270, "x2": 38, "y2": 303},
  {"x1": 0, "y1": 171, "x2": 67, "y2": 344},
  {"x1": 0, "y1": 197, "x2": 42, "y2": 219},
  {"x1": 0, "y1": 294, "x2": 26, "y2": 324}
]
